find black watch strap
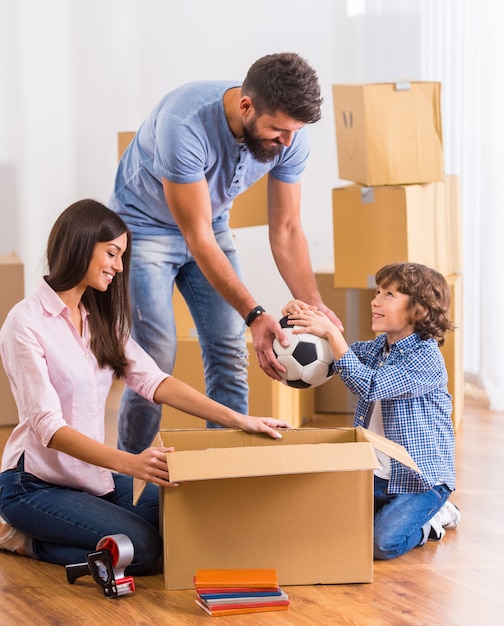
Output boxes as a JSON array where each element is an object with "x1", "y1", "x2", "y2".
[{"x1": 245, "y1": 305, "x2": 266, "y2": 327}]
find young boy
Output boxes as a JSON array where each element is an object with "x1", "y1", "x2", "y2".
[{"x1": 283, "y1": 262, "x2": 460, "y2": 559}]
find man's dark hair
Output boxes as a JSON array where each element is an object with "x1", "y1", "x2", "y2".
[{"x1": 241, "y1": 52, "x2": 323, "y2": 123}]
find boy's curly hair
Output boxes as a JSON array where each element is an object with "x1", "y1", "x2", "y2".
[{"x1": 375, "y1": 263, "x2": 455, "y2": 346}]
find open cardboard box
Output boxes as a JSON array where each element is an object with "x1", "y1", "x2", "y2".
[{"x1": 135, "y1": 427, "x2": 418, "y2": 590}]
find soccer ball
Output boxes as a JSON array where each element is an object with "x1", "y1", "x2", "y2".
[{"x1": 272, "y1": 316, "x2": 335, "y2": 389}]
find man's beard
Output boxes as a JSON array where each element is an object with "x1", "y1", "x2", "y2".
[{"x1": 242, "y1": 117, "x2": 283, "y2": 163}]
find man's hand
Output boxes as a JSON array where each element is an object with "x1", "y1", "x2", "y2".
[
  {"x1": 317, "y1": 303, "x2": 344, "y2": 331},
  {"x1": 248, "y1": 312, "x2": 290, "y2": 380}
]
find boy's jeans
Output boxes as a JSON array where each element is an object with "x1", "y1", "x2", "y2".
[{"x1": 374, "y1": 476, "x2": 451, "y2": 559}]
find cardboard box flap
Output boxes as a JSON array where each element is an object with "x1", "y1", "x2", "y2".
[
  {"x1": 133, "y1": 433, "x2": 162, "y2": 505},
  {"x1": 160, "y1": 427, "x2": 360, "y2": 450},
  {"x1": 357, "y1": 427, "x2": 420, "y2": 473},
  {"x1": 166, "y1": 442, "x2": 379, "y2": 482}
]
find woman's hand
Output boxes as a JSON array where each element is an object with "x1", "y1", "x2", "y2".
[
  {"x1": 128, "y1": 446, "x2": 179, "y2": 488},
  {"x1": 48, "y1": 426, "x2": 179, "y2": 487},
  {"x1": 238, "y1": 416, "x2": 292, "y2": 439}
]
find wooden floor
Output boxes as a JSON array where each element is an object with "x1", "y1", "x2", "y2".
[{"x1": 1, "y1": 385, "x2": 503, "y2": 625}]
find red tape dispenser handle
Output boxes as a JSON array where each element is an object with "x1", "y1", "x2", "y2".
[{"x1": 66, "y1": 533, "x2": 135, "y2": 598}]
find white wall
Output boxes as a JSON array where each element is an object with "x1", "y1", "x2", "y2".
[
  {"x1": 0, "y1": 0, "x2": 344, "y2": 318},
  {"x1": 0, "y1": 0, "x2": 479, "y2": 377}
]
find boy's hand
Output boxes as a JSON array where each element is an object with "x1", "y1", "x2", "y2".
[
  {"x1": 282, "y1": 299, "x2": 344, "y2": 331},
  {"x1": 285, "y1": 308, "x2": 349, "y2": 361},
  {"x1": 286, "y1": 309, "x2": 334, "y2": 339}
]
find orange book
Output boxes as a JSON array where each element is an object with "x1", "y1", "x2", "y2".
[
  {"x1": 195, "y1": 586, "x2": 280, "y2": 594},
  {"x1": 194, "y1": 568, "x2": 278, "y2": 590}
]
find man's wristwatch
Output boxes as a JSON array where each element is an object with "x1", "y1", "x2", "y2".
[{"x1": 245, "y1": 305, "x2": 266, "y2": 327}]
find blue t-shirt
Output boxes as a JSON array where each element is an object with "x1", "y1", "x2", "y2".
[{"x1": 110, "y1": 81, "x2": 311, "y2": 235}]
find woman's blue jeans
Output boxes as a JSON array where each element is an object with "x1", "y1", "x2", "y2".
[
  {"x1": 374, "y1": 476, "x2": 451, "y2": 560},
  {"x1": 118, "y1": 226, "x2": 249, "y2": 454},
  {"x1": 0, "y1": 455, "x2": 162, "y2": 575}
]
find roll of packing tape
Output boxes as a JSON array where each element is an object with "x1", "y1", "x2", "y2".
[{"x1": 96, "y1": 534, "x2": 134, "y2": 578}]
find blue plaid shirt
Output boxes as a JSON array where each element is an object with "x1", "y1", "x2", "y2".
[{"x1": 333, "y1": 333, "x2": 455, "y2": 494}]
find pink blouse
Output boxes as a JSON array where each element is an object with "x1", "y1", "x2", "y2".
[{"x1": 0, "y1": 280, "x2": 168, "y2": 496}]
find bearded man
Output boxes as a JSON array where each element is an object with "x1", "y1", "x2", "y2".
[{"x1": 110, "y1": 52, "x2": 342, "y2": 453}]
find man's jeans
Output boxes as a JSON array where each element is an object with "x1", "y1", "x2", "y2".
[
  {"x1": 118, "y1": 226, "x2": 249, "y2": 453},
  {"x1": 374, "y1": 476, "x2": 451, "y2": 559},
  {"x1": 0, "y1": 455, "x2": 162, "y2": 574}
]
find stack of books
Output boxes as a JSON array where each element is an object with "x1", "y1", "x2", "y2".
[{"x1": 193, "y1": 568, "x2": 290, "y2": 617}]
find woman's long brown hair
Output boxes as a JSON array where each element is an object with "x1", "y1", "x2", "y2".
[{"x1": 45, "y1": 199, "x2": 132, "y2": 377}]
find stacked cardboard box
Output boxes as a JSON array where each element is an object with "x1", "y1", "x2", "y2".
[
  {"x1": 0, "y1": 253, "x2": 24, "y2": 426},
  {"x1": 332, "y1": 176, "x2": 462, "y2": 288},
  {"x1": 329, "y1": 82, "x2": 463, "y2": 429},
  {"x1": 332, "y1": 82, "x2": 444, "y2": 187}
]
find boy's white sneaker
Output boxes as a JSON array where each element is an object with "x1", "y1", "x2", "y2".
[
  {"x1": 427, "y1": 513, "x2": 446, "y2": 542},
  {"x1": 436, "y1": 501, "x2": 461, "y2": 530}
]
